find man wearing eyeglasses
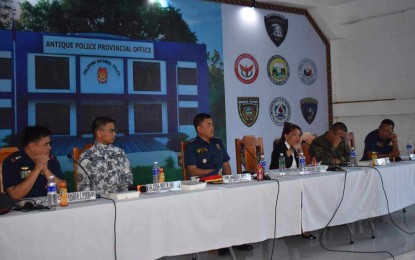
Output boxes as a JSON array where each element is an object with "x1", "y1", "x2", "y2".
[
  {"x1": 309, "y1": 122, "x2": 351, "y2": 166},
  {"x1": 361, "y1": 119, "x2": 400, "y2": 161},
  {"x1": 77, "y1": 116, "x2": 133, "y2": 193}
]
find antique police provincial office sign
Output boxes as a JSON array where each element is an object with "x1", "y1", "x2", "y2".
[
  {"x1": 222, "y1": 174, "x2": 252, "y2": 184},
  {"x1": 67, "y1": 191, "x2": 97, "y2": 203},
  {"x1": 145, "y1": 181, "x2": 181, "y2": 193}
]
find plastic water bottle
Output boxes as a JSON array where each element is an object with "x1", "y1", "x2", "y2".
[
  {"x1": 299, "y1": 152, "x2": 306, "y2": 172},
  {"x1": 259, "y1": 155, "x2": 266, "y2": 169},
  {"x1": 278, "y1": 153, "x2": 285, "y2": 174},
  {"x1": 152, "y1": 162, "x2": 160, "y2": 183},
  {"x1": 349, "y1": 147, "x2": 357, "y2": 166},
  {"x1": 406, "y1": 141, "x2": 413, "y2": 157},
  {"x1": 47, "y1": 176, "x2": 58, "y2": 209}
]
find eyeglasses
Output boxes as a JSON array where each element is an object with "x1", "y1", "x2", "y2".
[{"x1": 99, "y1": 128, "x2": 117, "y2": 134}]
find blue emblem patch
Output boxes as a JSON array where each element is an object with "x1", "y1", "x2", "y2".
[{"x1": 300, "y1": 98, "x2": 318, "y2": 124}]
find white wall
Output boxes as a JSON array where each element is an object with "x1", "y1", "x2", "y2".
[{"x1": 331, "y1": 7, "x2": 415, "y2": 158}]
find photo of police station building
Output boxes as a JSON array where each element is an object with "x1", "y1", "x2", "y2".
[{"x1": 0, "y1": 30, "x2": 208, "y2": 170}]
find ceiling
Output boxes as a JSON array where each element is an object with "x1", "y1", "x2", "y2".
[{"x1": 258, "y1": 0, "x2": 415, "y2": 39}]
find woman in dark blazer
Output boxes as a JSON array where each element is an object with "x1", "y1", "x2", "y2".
[
  {"x1": 269, "y1": 122, "x2": 316, "y2": 240},
  {"x1": 269, "y1": 122, "x2": 302, "y2": 170}
]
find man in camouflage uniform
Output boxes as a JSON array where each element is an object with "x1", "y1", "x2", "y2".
[
  {"x1": 184, "y1": 113, "x2": 231, "y2": 178},
  {"x1": 77, "y1": 116, "x2": 132, "y2": 193},
  {"x1": 309, "y1": 122, "x2": 351, "y2": 166}
]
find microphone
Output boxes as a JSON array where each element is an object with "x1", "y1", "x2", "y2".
[{"x1": 67, "y1": 153, "x2": 94, "y2": 189}]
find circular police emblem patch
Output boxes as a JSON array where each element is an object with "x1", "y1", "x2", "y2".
[
  {"x1": 267, "y1": 55, "x2": 290, "y2": 85},
  {"x1": 298, "y1": 58, "x2": 317, "y2": 85},
  {"x1": 234, "y1": 53, "x2": 259, "y2": 84},
  {"x1": 269, "y1": 97, "x2": 291, "y2": 125}
]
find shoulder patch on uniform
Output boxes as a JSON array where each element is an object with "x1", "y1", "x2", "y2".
[{"x1": 188, "y1": 138, "x2": 197, "y2": 143}]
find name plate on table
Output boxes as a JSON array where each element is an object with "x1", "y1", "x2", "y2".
[
  {"x1": 302, "y1": 165, "x2": 328, "y2": 172},
  {"x1": 222, "y1": 174, "x2": 252, "y2": 183},
  {"x1": 145, "y1": 181, "x2": 181, "y2": 193},
  {"x1": 410, "y1": 154, "x2": 415, "y2": 160},
  {"x1": 67, "y1": 191, "x2": 97, "y2": 203},
  {"x1": 375, "y1": 158, "x2": 391, "y2": 166}
]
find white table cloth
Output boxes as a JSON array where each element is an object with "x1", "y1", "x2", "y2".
[{"x1": 0, "y1": 179, "x2": 302, "y2": 260}]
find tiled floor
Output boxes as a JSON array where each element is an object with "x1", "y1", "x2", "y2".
[{"x1": 167, "y1": 204, "x2": 415, "y2": 259}]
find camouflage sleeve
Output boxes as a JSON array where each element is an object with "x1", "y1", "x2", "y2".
[
  {"x1": 339, "y1": 142, "x2": 351, "y2": 165},
  {"x1": 314, "y1": 145, "x2": 333, "y2": 165}
]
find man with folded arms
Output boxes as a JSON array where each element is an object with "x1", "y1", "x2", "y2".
[
  {"x1": 361, "y1": 119, "x2": 400, "y2": 161},
  {"x1": 184, "y1": 113, "x2": 252, "y2": 255},
  {"x1": 77, "y1": 116, "x2": 132, "y2": 194},
  {"x1": 3, "y1": 126, "x2": 64, "y2": 200}
]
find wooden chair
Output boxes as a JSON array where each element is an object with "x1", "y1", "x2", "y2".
[
  {"x1": 235, "y1": 135, "x2": 264, "y2": 174},
  {"x1": 0, "y1": 147, "x2": 19, "y2": 193},
  {"x1": 180, "y1": 141, "x2": 190, "y2": 181},
  {"x1": 346, "y1": 132, "x2": 355, "y2": 148},
  {"x1": 72, "y1": 144, "x2": 93, "y2": 191},
  {"x1": 302, "y1": 142, "x2": 312, "y2": 165}
]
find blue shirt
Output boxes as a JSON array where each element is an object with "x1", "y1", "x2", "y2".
[
  {"x1": 361, "y1": 129, "x2": 393, "y2": 160},
  {"x1": 2, "y1": 150, "x2": 64, "y2": 198},
  {"x1": 184, "y1": 136, "x2": 230, "y2": 177}
]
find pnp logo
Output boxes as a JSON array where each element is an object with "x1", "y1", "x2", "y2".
[{"x1": 97, "y1": 67, "x2": 108, "y2": 84}]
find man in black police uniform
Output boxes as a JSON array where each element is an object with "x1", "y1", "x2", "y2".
[
  {"x1": 184, "y1": 113, "x2": 252, "y2": 255},
  {"x1": 361, "y1": 119, "x2": 400, "y2": 160},
  {"x1": 2, "y1": 126, "x2": 64, "y2": 200},
  {"x1": 184, "y1": 113, "x2": 231, "y2": 178}
]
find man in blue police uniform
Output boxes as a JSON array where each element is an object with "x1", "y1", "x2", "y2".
[
  {"x1": 2, "y1": 126, "x2": 64, "y2": 200},
  {"x1": 361, "y1": 119, "x2": 400, "y2": 160},
  {"x1": 184, "y1": 113, "x2": 231, "y2": 178},
  {"x1": 184, "y1": 113, "x2": 252, "y2": 255}
]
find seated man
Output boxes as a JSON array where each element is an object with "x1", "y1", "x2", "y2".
[
  {"x1": 77, "y1": 116, "x2": 133, "y2": 194},
  {"x1": 184, "y1": 113, "x2": 252, "y2": 254},
  {"x1": 361, "y1": 119, "x2": 400, "y2": 161},
  {"x1": 2, "y1": 126, "x2": 64, "y2": 200},
  {"x1": 309, "y1": 122, "x2": 351, "y2": 166},
  {"x1": 184, "y1": 113, "x2": 231, "y2": 178}
]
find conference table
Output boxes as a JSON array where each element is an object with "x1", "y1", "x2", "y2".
[{"x1": 1, "y1": 161, "x2": 415, "y2": 260}]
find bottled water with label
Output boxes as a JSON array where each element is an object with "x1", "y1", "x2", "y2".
[
  {"x1": 259, "y1": 155, "x2": 266, "y2": 169},
  {"x1": 47, "y1": 176, "x2": 58, "y2": 209},
  {"x1": 152, "y1": 162, "x2": 160, "y2": 183},
  {"x1": 406, "y1": 141, "x2": 413, "y2": 157},
  {"x1": 299, "y1": 152, "x2": 306, "y2": 172},
  {"x1": 278, "y1": 153, "x2": 285, "y2": 174},
  {"x1": 349, "y1": 147, "x2": 357, "y2": 166}
]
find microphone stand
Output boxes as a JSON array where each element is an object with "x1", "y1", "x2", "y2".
[{"x1": 240, "y1": 143, "x2": 260, "y2": 173}]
